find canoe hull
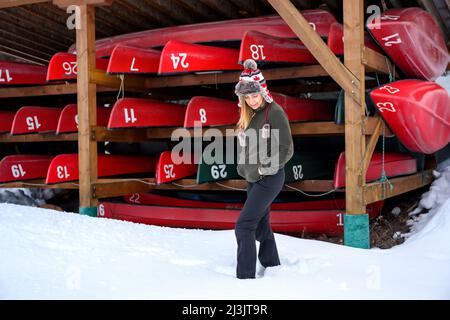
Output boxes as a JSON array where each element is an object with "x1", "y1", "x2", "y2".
[
  {"x1": 0, "y1": 111, "x2": 15, "y2": 133},
  {"x1": 155, "y1": 151, "x2": 198, "y2": 184},
  {"x1": 11, "y1": 107, "x2": 62, "y2": 135},
  {"x1": 46, "y1": 52, "x2": 109, "y2": 81},
  {"x1": 0, "y1": 61, "x2": 47, "y2": 86},
  {"x1": 0, "y1": 155, "x2": 53, "y2": 183},
  {"x1": 369, "y1": 80, "x2": 450, "y2": 154},
  {"x1": 56, "y1": 104, "x2": 111, "y2": 134},
  {"x1": 107, "y1": 44, "x2": 161, "y2": 74}
]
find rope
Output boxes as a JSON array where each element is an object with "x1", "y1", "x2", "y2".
[
  {"x1": 115, "y1": 178, "x2": 156, "y2": 186},
  {"x1": 116, "y1": 74, "x2": 125, "y2": 101},
  {"x1": 172, "y1": 182, "x2": 200, "y2": 188},
  {"x1": 380, "y1": 0, "x2": 388, "y2": 11},
  {"x1": 284, "y1": 184, "x2": 337, "y2": 197},
  {"x1": 215, "y1": 182, "x2": 247, "y2": 191}
]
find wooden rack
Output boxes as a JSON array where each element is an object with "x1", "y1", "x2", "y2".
[{"x1": 0, "y1": 0, "x2": 435, "y2": 248}]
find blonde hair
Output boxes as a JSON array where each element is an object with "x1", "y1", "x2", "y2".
[{"x1": 237, "y1": 99, "x2": 254, "y2": 130}]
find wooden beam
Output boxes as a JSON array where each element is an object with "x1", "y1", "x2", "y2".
[
  {"x1": 0, "y1": 83, "x2": 114, "y2": 98},
  {"x1": 267, "y1": 0, "x2": 361, "y2": 102},
  {"x1": 0, "y1": 179, "x2": 78, "y2": 189},
  {"x1": 343, "y1": 0, "x2": 366, "y2": 215},
  {"x1": 0, "y1": 132, "x2": 77, "y2": 142},
  {"x1": 363, "y1": 47, "x2": 396, "y2": 76},
  {"x1": 362, "y1": 117, "x2": 382, "y2": 176},
  {"x1": 52, "y1": 0, "x2": 113, "y2": 9},
  {"x1": 0, "y1": 0, "x2": 50, "y2": 8},
  {"x1": 92, "y1": 178, "x2": 337, "y2": 199},
  {"x1": 76, "y1": 4, "x2": 98, "y2": 210},
  {"x1": 364, "y1": 171, "x2": 434, "y2": 205}
]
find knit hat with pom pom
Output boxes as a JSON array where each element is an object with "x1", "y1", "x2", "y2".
[{"x1": 235, "y1": 59, "x2": 273, "y2": 106}]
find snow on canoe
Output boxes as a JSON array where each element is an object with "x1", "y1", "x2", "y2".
[
  {"x1": 333, "y1": 152, "x2": 417, "y2": 189},
  {"x1": 10, "y1": 107, "x2": 62, "y2": 135},
  {"x1": 0, "y1": 111, "x2": 15, "y2": 133},
  {"x1": 367, "y1": 7, "x2": 449, "y2": 81},
  {"x1": 69, "y1": 10, "x2": 337, "y2": 58},
  {"x1": 56, "y1": 104, "x2": 111, "y2": 134},
  {"x1": 98, "y1": 200, "x2": 383, "y2": 235},
  {"x1": 239, "y1": 30, "x2": 317, "y2": 64},
  {"x1": 0, "y1": 60, "x2": 47, "y2": 86},
  {"x1": 45, "y1": 154, "x2": 156, "y2": 184},
  {"x1": 327, "y1": 22, "x2": 383, "y2": 55},
  {"x1": 0, "y1": 155, "x2": 53, "y2": 183},
  {"x1": 158, "y1": 40, "x2": 241, "y2": 75},
  {"x1": 107, "y1": 98, "x2": 186, "y2": 129},
  {"x1": 107, "y1": 44, "x2": 161, "y2": 74},
  {"x1": 272, "y1": 93, "x2": 335, "y2": 122},
  {"x1": 369, "y1": 80, "x2": 450, "y2": 154},
  {"x1": 183, "y1": 96, "x2": 239, "y2": 128},
  {"x1": 155, "y1": 151, "x2": 198, "y2": 184},
  {"x1": 46, "y1": 52, "x2": 109, "y2": 81}
]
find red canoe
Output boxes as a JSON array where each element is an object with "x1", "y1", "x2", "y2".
[
  {"x1": 367, "y1": 7, "x2": 449, "y2": 81},
  {"x1": 155, "y1": 151, "x2": 198, "y2": 184},
  {"x1": 327, "y1": 22, "x2": 383, "y2": 55},
  {"x1": 98, "y1": 200, "x2": 383, "y2": 235},
  {"x1": 56, "y1": 104, "x2": 111, "y2": 134},
  {"x1": 45, "y1": 154, "x2": 156, "y2": 184},
  {"x1": 46, "y1": 52, "x2": 109, "y2": 81},
  {"x1": 107, "y1": 44, "x2": 161, "y2": 74},
  {"x1": 272, "y1": 93, "x2": 335, "y2": 122},
  {"x1": 107, "y1": 98, "x2": 186, "y2": 129},
  {"x1": 239, "y1": 30, "x2": 317, "y2": 64},
  {"x1": 369, "y1": 80, "x2": 450, "y2": 154},
  {"x1": 0, "y1": 155, "x2": 53, "y2": 183},
  {"x1": 184, "y1": 96, "x2": 239, "y2": 128},
  {"x1": 333, "y1": 152, "x2": 417, "y2": 189},
  {"x1": 0, "y1": 111, "x2": 15, "y2": 133},
  {"x1": 0, "y1": 60, "x2": 48, "y2": 86},
  {"x1": 158, "y1": 40, "x2": 241, "y2": 75},
  {"x1": 11, "y1": 107, "x2": 62, "y2": 135},
  {"x1": 69, "y1": 10, "x2": 337, "y2": 58}
]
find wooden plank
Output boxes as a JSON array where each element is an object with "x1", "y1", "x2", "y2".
[
  {"x1": 362, "y1": 117, "x2": 382, "y2": 175},
  {"x1": 344, "y1": 0, "x2": 366, "y2": 215},
  {"x1": 0, "y1": 83, "x2": 114, "y2": 98},
  {"x1": 364, "y1": 171, "x2": 434, "y2": 205},
  {"x1": 0, "y1": 179, "x2": 78, "y2": 189},
  {"x1": 76, "y1": 4, "x2": 98, "y2": 209},
  {"x1": 363, "y1": 47, "x2": 396, "y2": 76},
  {"x1": 52, "y1": 0, "x2": 113, "y2": 8},
  {"x1": 90, "y1": 65, "x2": 329, "y2": 90},
  {"x1": 0, "y1": 0, "x2": 50, "y2": 8},
  {"x1": 0, "y1": 132, "x2": 77, "y2": 142},
  {"x1": 92, "y1": 178, "x2": 337, "y2": 199},
  {"x1": 267, "y1": 0, "x2": 361, "y2": 102}
]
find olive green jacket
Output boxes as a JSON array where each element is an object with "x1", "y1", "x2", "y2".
[{"x1": 237, "y1": 101, "x2": 294, "y2": 182}]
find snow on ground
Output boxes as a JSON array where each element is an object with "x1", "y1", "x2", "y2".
[{"x1": 1, "y1": 164, "x2": 449, "y2": 300}]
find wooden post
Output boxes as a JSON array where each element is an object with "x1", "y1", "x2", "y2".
[
  {"x1": 76, "y1": 4, "x2": 98, "y2": 216},
  {"x1": 343, "y1": 0, "x2": 369, "y2": 248}
]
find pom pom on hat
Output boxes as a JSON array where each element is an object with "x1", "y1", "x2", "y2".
[{"x1": 243, "y1": 59, "x2": 258, "y2": 71}]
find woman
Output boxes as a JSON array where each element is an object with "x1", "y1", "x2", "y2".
[{"x1": 234, "y1": 59, "x2": 294, "y2": 279}]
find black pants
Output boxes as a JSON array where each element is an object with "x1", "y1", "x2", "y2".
[{"x1": 234, "y1": 168, "x2": 284, "y2": 279}]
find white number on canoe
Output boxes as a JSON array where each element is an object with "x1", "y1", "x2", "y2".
[
  {"x1": 129, "y1": 193, "x2": 141, "y2": 204},
  {"x1": 0, "y1": 69, "x2": 13, "y2": 83},
  {"x1": 250, "y1": 44, "x2": 266, "y2": 60},
  {"x1": 376, "y1": 102, "x2": 396, "y2": 113},
  {"x1": 379, "y1": 85, "x2": 400, "y2": 94},
  {"x1": 170, "y1": 53, "x2": 189, "y2": 70},
  {"x1": 382, "y1": 33, "x2": 402, "y2": 47},
  {"x1": 211, "y1": 164, "x2": 227, "y2": 180},
  {"x1": 57, "y1": 165, "x2": 70, "y2": 180},
  {"x1": 381, "y1": 15, "x2": 400, "y2": 21},
  {"x1": 164, "y1": 164, "x2": 175, "y2": 179},
  {"x1": 292, "y1": 165, "x2": 304, "y2": 180},
  {"x1": 124, "y1": 108, "x2": 137, "y2": 124},
  {"x1": 337, "y1": 213, "x2": 344, "y2": 226},
  {"x1": 62, "y1": 61, "x2": 77, "y2": 75},
  {"x1": 26, "y1": 116, "x2": 42, "y2": 131},
  {"x1": 199, "y1": 108, "x2": 207, "y2": 123},
  {"x1": 98, "y1": 204, "x2": 105, "y2": 217},
  {"x1": 130, "y1": 57, "x2": 139, "y2": 72},
  {"x1": 11, "y1": 164, "x2": 26, "y2": 178}
]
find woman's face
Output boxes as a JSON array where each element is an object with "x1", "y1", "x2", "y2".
[{"x1": 244, "y1": 93, "x2": 263, "y2": 110}]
